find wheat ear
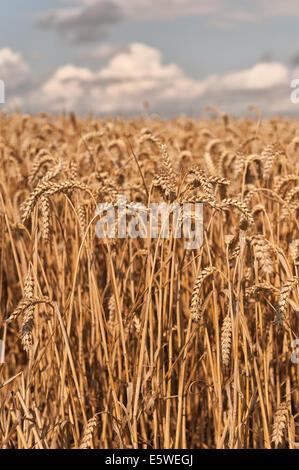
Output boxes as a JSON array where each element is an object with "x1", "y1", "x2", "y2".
[
  {"x1": 275, "y1": 277, "x2": 299, "y2": 326},
  {"x1": 221, "y1": 313, "x2": 232, "y2": 368},
  {"x1": 79, "y1": 415, "x2": 99, "y2": 449},
  {"x1": 271, "y1": 404, "x2": 289, "y2": 448},
  {"x1": 190, "y1": 267, "x2": 216, "y2": 323}
]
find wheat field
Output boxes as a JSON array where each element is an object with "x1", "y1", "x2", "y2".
[{"x1": 0, "y1": 110, "x2": 298, "y2": 449}]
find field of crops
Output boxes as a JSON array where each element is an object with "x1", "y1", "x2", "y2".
[{"x1": 0, "y1": 110, "x2": 298, "y2": 449}]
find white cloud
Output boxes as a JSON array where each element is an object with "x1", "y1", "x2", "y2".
[
  {"x1": 0, "y1": 48, "x2": 30, "y2": 89},
  {"x1": 2, "y1": 43, "x2": 299, "y2": 117},
  {"x1": 98, "y1": 43, "x2": 183, "y2": 81},
  {"x1": 38, "y1": 64, "x2": 94, "y2": 110},
  {"x1": 221, "y1": 63, "x2": 289, "y2": 90},
  {"x1": 24, "y1": 43, "x2": 203, "y2": 114}
]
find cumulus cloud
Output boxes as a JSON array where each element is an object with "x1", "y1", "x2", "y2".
[
  {"x1": 36, "y1": 1, "x2": 123, "y2": 43},
  {"x1": 0, "y1": 48, "x2": 30, "y2": 89},
  {"x1": 22, "y1": 43, "x2": 203, "y2": 114},
  {"x1": 98, "y1": 43, "x2": 184, "y2": 81},
  {"x1": 220, "y1": 63, "x2": 289, "y2": 90},
  {"x1": 2, "y1": 43, "x2": 299, "y2": 117}
]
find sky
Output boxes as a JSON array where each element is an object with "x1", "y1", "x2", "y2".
[{"x1": 1, "y1": 0, "x2": 299, "y2": 117}]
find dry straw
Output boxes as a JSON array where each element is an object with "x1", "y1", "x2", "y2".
[{"x1": 1, "y1": 111, "x2": 298, "y2": 449}]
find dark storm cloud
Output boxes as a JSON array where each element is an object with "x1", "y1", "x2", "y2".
[{"x1": 36, "y1": 1, "x2": 123, "y2": 44}]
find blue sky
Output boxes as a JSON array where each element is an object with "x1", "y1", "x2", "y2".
[{"x1": 1, "y1": 0, "x2": 299, "y2": 116}]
